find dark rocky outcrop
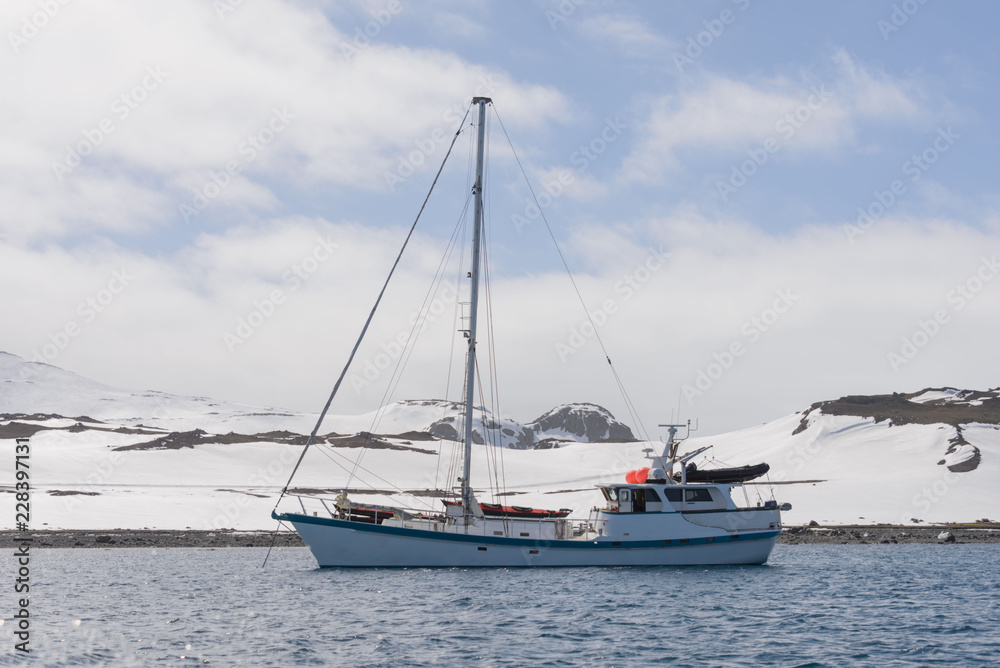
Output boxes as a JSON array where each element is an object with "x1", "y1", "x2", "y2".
[
  {"x1": 528, "y1": 403, "x2": 636, "y2": 442},
  {"x1": 427, "y1": 402, "x2": 634, "y2": 449},
  {"x1": 114, "y1": 428, "x2": 437, "y2": 454},
  {"x1": 944, "y1": 426, "x2": 981, "y2": 473},
  {"x1": 4, "y1": 395, "x2": 634, "y2": 452},
  {"x1": 0, "y1": 413, "x2": 164, "y2": 440},
  {"x1": 791, "y1": 387, "x2": 997, "y2": 473},
  {"x1": 793, "y1": 388, "x2": 1000, "y2": 434}
]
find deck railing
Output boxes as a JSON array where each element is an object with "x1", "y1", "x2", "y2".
[{"x1": 286, "y1": 494, "x2": 597, "y2": 540}]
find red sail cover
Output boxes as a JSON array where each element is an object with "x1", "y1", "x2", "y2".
[{"x1": 442, "y1": 500, "x2": 571, "y2": 518}]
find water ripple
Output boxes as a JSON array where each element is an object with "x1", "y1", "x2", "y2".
[{"x1": 0, "y1": 545, "x2": 998, "y2": 666}]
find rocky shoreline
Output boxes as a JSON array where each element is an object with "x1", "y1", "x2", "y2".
[
  {"x1": 0, "y1": 529, "x2": 306, "y2": 549},
  {"x1": 2, "y1": 524, "x2": 998, "y2": 548},
  {"x1": 779, "y1": 523, "x2": 1000, "y2": 544}
]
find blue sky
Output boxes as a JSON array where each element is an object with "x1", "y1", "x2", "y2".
[
  {"x1": 2, "y1": 0, "x2": 999, "y2": 435},
  {"x1": 315, "y1": 1, "x2": 993, "y2": 250}
]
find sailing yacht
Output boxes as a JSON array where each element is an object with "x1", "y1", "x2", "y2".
[{"x1": 272, "y1": 97, "x2": 788, "y2": 567}]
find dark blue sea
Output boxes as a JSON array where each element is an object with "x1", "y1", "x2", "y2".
[{"x1": 2, "y1": 545, "x2": 998, "y2": 666}]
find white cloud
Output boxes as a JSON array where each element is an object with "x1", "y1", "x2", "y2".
[
  {"x1": 0, "y1": 0, "x2": 568, "y2": 240},
  {"x1": 431, "y1": 11, "x2": 487, "y2": 39},
  {"x1": 0, "y1": 2, "x2": 991, "y2": 444},
  {"x1": 576, "y1": 14, "x2": 676, "y2": 57},
  {"x1": 619, "y1": 51, "x2": 925, "y2": 184},
  {"x1": 532, "y1": 166, "x2": 608, "y2": 202},
  {"x1": 3, "y1": 211, "x2": 998, "y2": 435},
  {"x1": 830, "y1": 49, "x2": 921, "y2": 118}
]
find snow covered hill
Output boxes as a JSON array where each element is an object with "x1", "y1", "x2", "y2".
[
  {"x1": 0, "y1": 352, "x2": 633, "y2": 446},
  {"x1": 0, "y1": 351, "x2": 316, "y2": 435},
  {"x1": 1, "y1": 351, "x2": 997, "y2": 530},
  {"x1": 686, "y1": 390, "x2": 1000, "y2": 527}
]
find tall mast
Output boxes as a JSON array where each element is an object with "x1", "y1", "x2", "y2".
[{"x1": 461, "y1": 96, "x2": 490, "y2": 515}]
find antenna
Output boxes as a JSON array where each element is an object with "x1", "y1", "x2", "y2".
[{"x1": 648, "y1": 419, "x2": 696, "y2": 470}]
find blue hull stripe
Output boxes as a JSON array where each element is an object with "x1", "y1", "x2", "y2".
[{"x1": 274, "y1": 511, "x2": 780, "y2": 549}]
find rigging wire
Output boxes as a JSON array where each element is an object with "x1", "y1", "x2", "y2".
[
  {"x1": 478, "y1": 114, "x2": 508, "y2": 502},
  {"x1": 273, "y1": 103, "x2": 473, "y2": 507},
  {"x1": 310, "y1": 441, "x2": 433, "y2": 510},
  {"x1": 344, "y1": 116, "x2": 480, "y2": 504},
  {"x1": 441, "y1": 127, "x2": 479, "y2": 499},
  {"x1": 475, "y1": 357, "x2": 503, "y2": 504},
  {"x1": 491, "y1": 106, "x2": 652, "y2": 445},
  {"x1": 338, "y1": 109, "x2": 475, "y2": 489},
  {"x1": 437, "y1": 134, "x2": 476, "y2": 494},
  {"x1": 382, "y1": 205, "x2": 469, "y2": 501},
  {"x1": 430, "y1": 214, "x2": 472, "y2": 495},
  {"x1": 387, "y1": 197, "x2": 471, "y2": 404},
  {"x1": 344, "y1": 207, "x2": 471, "y2": 504},
  {"x1": 350, "y1": 189, "x2": 473, "y2": 492}
]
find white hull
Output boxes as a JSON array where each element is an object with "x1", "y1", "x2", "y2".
[{"x1": 277, "y1": 512, "x2": 780, "y2": 568}]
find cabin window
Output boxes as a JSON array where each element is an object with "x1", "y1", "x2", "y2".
[
  {"x1": 663, "y1": 488, "x2": 712, "y2": 503},
  {"x1": 643, "y1": 488, "x2": 661, "y2": 502},
  {"x1": 602, "y1": 488, "x2": 618, "y2": 502},
  {"x1": 685, "y1": 489, "x2": 713, "y2": 503}
]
